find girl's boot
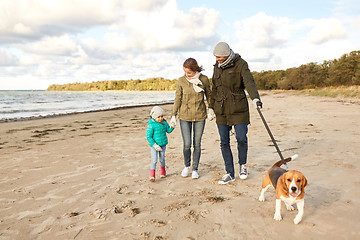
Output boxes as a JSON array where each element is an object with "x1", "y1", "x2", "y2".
[
  {"x1": 149, "y1": 169, "x2": 155, "y2": 182},
  {"x1": 160, "y1": 166, "x2": 166, "y2": 178}
]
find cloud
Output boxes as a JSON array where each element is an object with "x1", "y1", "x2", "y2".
[
  {"x1": 352, "y1": 16, "x2": 360, "y2": 27},
  {"x1": 0, "y1": 0, "x2": 220, "y2": 50},
  {"x1": 19, "y1": 34, "x2": 78, "y2": 56},
  {"x1": 333, "y1": 0, "x2": 360, "y2": 16},
  {"x1": 1, "y1": 0, "x2": 359, "y2": 90},
  {"x1": 1, "y1": 0, "x2": 220, "y2": 57},
  {"x1": 230, "y1": 11, "x2": 356, "y2": 72},
  {"x1": 79, "y1": 36, "x2": 125, "y2": 62},
  {"x1": 0, "y1": 0, "x2": 121, "y2": 43},
  {"x1": 0, "y1": 0, "x2": 223, "y2": 90},
  {"x1": 103, "y1": 32, "x2": 130, "y2": 53},
  {"x1": 119, "y1": 0, "x2": 168, "y2": 11},
  {"x1": 0, "y1": 48, "x2": 18, "y2": 66},
  {"x1": 234, "y1": 12, "x2": 292, "y2": 48},
  {"x1": 232, "y1": 12, "x2": 293, "y2": 64},
  {"x1": 111, "y1": 0, "x2": 220, "y2": 51},
  {"x1": 307, "y1": 18, "x2": 347, "y2": 44}
]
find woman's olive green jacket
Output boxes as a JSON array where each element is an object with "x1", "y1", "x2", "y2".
[{"x1": 172, "y1": 74, "x2": 211, "y2": 121}]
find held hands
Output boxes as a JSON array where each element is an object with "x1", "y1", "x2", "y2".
[
  {"x1": 207, "y1": 108, "x2": 215, "y2": 121},
  {"x1": 169, "y1": 116, "x2": 176, "y2": 128},
  {"x1": 252, "y1": 98, "x2": 263, "y2": 109},
  {"x1": 153, "y1": 143, "x2": 162, "y2": 151}
]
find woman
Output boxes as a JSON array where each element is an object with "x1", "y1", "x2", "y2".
[{"x1": 170, "y1": 58, "x2": 213, "y2": 179}]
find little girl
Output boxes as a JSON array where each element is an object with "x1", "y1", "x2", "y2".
[{"x1": 146, "y1": 106, "x2": 174, "y2": 182}]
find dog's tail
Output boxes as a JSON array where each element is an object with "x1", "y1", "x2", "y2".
[{"x1": 272, "y1": 154, "x2": 298, "y2": 167}]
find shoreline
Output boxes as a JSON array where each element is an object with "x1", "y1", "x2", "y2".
[
  {"x1": 0, "y1": 101, "x2": 174, "y2": 123},
  {"x1": 3, "y1": 89, "x2": 359, "y2": 123}
]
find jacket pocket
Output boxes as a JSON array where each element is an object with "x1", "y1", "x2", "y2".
[
  {"x1": 225, "y1": 70, "x2": 242, "y2": 90},
  {"x1": 213, "y1": 95, "x2": 224, "y2": 115},
  {"x1": 230, "y1": 93, "x2": 248, "y2": 114}
]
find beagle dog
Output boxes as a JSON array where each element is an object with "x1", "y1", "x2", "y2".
[{"x1": 258, "y1": 154, "x2": 308, "y2": 224}]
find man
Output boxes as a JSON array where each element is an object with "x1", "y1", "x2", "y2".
[{"x1": 208, "y1": 42, "x2": 262, "y2": 184}]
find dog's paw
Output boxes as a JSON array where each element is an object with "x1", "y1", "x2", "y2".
[
  {"x1": 286, "y1": 204, "x2": 295, "y2": 211},
  {"x1": 274, "y1": 213, "x2": 282, "y2": 221},
  {"x1": 294, "y1": 216, "x2": 302, "y2": 224},
  {"x1": 258, "y1": 195, "x2": 265, "y2": 202}
]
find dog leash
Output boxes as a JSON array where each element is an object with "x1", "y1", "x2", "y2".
[{"x1": 256, "y1": 106, "x2": 289, "y2": 170}]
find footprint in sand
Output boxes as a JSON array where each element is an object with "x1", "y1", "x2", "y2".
[
  {"x1": 115, "y1": 185, "x2": 129, "y2": 194},
  {"x1": 149, "y1": 219, "x2": 167, "y2": 227},
  {"x1": 182, "y1": 209, "x2": 209, "y2": 223},
  {"x1": 163, "y1": 201, "x2": 190, "y2": 213}
]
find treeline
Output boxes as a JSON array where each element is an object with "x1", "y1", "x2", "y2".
[
  {"x1": 47, "y1": 50, "x2": 360, "y2": 91},
  {"x1": 47, "y1": 77, "x2": 177, "y2": 91},
  {"x1": 253, "y1": 50, "x2": 360, "y2": 90}
]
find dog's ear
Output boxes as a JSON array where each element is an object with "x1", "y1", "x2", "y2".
[
  {"x1": 278, "y1": 173, "x2": 289, "y2": 194},
  {"x1": 302, "y1": 175, "x2": 308, "y2": 188}
]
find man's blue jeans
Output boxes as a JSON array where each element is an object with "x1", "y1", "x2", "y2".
[
  {"x1": 217, "y1": 124, "x2": 248, "y2": 178},
  {"x1": 179, "y1": 119, "x2": 205, "y2": 171},
  {"x1": 150, "y1": 145, "x2": 166, "y2": 170}
]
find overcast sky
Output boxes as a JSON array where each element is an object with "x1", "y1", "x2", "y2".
[{"x1": 1, "y1": 0, "x2": 359, "y2": 90}]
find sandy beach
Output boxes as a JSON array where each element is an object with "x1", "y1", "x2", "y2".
[{"x1": 1, "y1": 91, "x2": 360, "y2": 240}]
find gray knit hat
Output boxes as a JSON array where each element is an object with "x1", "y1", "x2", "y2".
[
  {"x1": 213, "y1": 42, "x2": 231, "y2": 57},
  {"x1": 150, "y1": 106, "x2": 165, "y2": 119}
]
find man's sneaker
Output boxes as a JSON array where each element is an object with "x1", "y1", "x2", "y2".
[
  {"x1": 239, "y1": 164, "x2": 248, "y2": 180},
  {"x1": 192, "y1": 171, "x2": 199, "y2": 179},
  {"x1": 218, "y1": 173, "x2": 235, "y2": 184},
  {"x1": 181, "y1": 166, "x2": 191, "y2": 177}
]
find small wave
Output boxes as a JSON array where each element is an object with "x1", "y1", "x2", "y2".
[
  {"x1": 0, "y1": 109, "x2": 43, "y2": 114},
  {"x1": 0, "y1": 91, "x2": 175, "y2": 121}
]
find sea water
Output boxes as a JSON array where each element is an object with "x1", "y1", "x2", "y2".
[{"x1": 0, "y1": 91, "x2": 175, "y2": 120}]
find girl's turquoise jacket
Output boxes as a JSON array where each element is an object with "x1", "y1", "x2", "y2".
[{"x1": 146, "y1": 117, "x2": 174, "y2": 147}]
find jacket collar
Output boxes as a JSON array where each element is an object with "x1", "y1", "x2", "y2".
[
  {"x1": 149, "y1": 117, "x2": 165, "y2": 125},
  {"x1": 214, "y1": 54, "x2": 241, "y2": 69}
]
